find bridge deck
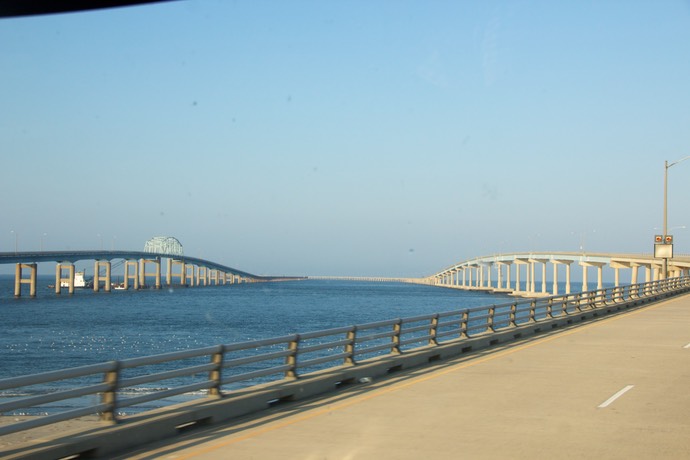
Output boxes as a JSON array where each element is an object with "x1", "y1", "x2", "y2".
[{"x1": 107, "y1": 294, "x2": 690, "y2": 459}]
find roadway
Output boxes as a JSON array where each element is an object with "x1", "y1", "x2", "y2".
[
  {"x1": 110, "y1": 293, "x2": 690, "y2": 459},
  {"x1": 0, "y1": 250, "x2": 263, "y2": 279}
]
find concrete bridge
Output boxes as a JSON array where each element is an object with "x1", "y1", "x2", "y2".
[
  {"x1": 429, "y1": 251, "x2": 690, "y2": 296},
  {"x1": 0, "y1": 249, "x2": 288, "y2": 298}
]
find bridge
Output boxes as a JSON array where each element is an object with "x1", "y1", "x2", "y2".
[
  {"x1": 7, "y1": 248, "x2": 690, "y2": 299},
  {"x1": 0, "y1": 249, "x2": 286, "y2": 298},
  {"x1": 428, "y1": 251, "x2": 690, "y2": 296}
]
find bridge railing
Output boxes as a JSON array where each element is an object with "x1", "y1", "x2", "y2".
[{"x1": 1, "y1": 276, "x2": 689, "y2": 437}]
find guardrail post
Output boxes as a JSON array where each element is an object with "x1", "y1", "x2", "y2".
[
  {"x1": 546, "y1": 297, "x2": 554, "y2": 318},
  {"x1": 100, "y1": 361, "x2": 120, "y2": 423},
  {"x1": 285, "y1": 335, "x2": 299, "y2": 379},
  {"x1": 391, "y1": 320, "x2": 402, "y2": 354},
  {"x1": 487, "y1": 305, "x2": 496, "y2": 332},
  {"x1": 345, "y1": 327, "x2": 356, "y2": 365},
  {"x1": 509, "y1": 303, "x2": 517, "y2": 326},
  {"x1": 591, "y1": 290, "x2": 599, "y2": 308},
  {"x1": 460, "y1": 310, "x2": 469, "y2": 338},
  {"x1": 529, "y1": 299, "x2": 537, "y2": 323},
  {"x1": 574, "y1": 293, "x2": 583, "y2": 312},
  {"x1": 429, "y1": 314, "x2": 439, "y2": 345},
  {"x1": 209, "y1": 346, "x2": 224, "y2": 397}
]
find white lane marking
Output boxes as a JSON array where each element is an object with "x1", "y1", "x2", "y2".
[
  {"x1": 598, "y1": 385, "x2": 635, "y2": 408},
  {"x1": 683, "y1": 343, "x2": 690, "y2": 349}
]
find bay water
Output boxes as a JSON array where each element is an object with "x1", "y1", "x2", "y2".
[{"x1": 0, "y1": 275, "x2": 572, "y2": 414}]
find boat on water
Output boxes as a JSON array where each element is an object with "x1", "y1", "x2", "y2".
[{"x1": 60, "y1": 271, "x2": 91, "y2": 288}]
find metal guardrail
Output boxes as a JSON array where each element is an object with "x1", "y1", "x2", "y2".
[{"x1": 1, "y1": 277, "x2": 689, "y2": 437}]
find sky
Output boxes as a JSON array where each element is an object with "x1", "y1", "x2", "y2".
[{"x1": 2, "y1": 0, "x2": 690, "y2": 278}]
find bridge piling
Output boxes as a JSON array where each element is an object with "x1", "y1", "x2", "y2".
[
  {"x1": 55, "y1": 263, "x2": 75, "y2": 295},
  {"x1": 124, "y1": 260, "x2": 139, "y2": 290},
  {"x1": 139, "y1": 258, "x2": 161, "y2": 289},
  {"x1": 93, "y1": 260, "x2": 111, "y2": 292},
  {"x1": 185, "y1": 265, "x2": 195, "y2": 287},
  {"x1": 14, "y1": 263, "x2": 37, "y2": 297}
]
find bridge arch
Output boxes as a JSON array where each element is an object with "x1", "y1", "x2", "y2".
[{"x1": 144, "y1": 236, "x2": 184, "y2": 256}]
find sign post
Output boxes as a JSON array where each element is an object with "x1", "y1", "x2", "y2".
[{"x1": 654, "y1": 235, "x2": 673, "y2": 278}]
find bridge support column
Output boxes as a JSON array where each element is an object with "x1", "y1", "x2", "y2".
[
  {"x1": 166, "y1": 258, "x2": 172, "y2": 286},
  {"x1": 631, "y1": 264, "x2": 639, "y2": 285},
  {"x1": 93, "y1": 261, "x2": 111, "y2": 292},
  {"x1": 529, "y1": 261, "x2": 536, "y2": 293},
  {"x1": 55, "y1": 263, "x2": 75, "y2": 295},
  {"x1": 614, "y1": 267, "x2": 619, "y2": 287},
  {"x1": 138, "y1": 259, "x2": 161, "y2": 289},
  {"x1": 169, "y1": 260, "x2": 186, "y2": 286},
  {"x1": 552, "y1": 260, "x2": 573, "y2": 296},
  {"x1": 197, "y1": 267, "x2": 208, "y2": 286},
  {"x1": 613, "y1": 267, "x2": 621, "y2": 301},
  {"x1": 514, "y1": 262, "x2": 521, "y2": 292},
  {"x1": 581, "y1": 262, "x2": 606, "y2": 293},
  {"x1": 486, "y1": 263, "x2": 492, "y2": 289},
  {"x1": 529, "y1": 259, "x2": 549, "y2": 294},
  {"x1": 124, "y1": 260, "x2": 139, "y2": 290},
  {"x1": 155, "y1": 259, "x2": 162, "y2": 288},
  {"x1": 596, "y1": 264, "x2": 604, "y2": 290},
  {"x1": 609, "y1": 262, "x2": 627, "y2": 289},
  {"x1": 186, "y1": 265, "x2": 196, "y2": 286},
  {"x1": 14, "y1": 263, "x2": 37, "y2": 297}
]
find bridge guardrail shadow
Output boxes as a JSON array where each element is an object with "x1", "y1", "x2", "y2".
[{"x1": 1, "y1": 276, "x2": 689, "y2": 458}]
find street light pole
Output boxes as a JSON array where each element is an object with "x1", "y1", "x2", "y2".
[
  {"x1": 662, "y1": 156, "x2": 690, "y2": 278},
  {"x1": 663, "y1": 160, "x2": 668, "y2": 240}
]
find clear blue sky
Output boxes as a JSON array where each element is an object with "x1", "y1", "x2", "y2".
[{"x1": 2, "y1": 0, "x2": 690, "y2": 277}]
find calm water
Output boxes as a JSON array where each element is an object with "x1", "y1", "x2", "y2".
[{"x1": 0, "y1": 276, "x2": 516, "y2": 380}]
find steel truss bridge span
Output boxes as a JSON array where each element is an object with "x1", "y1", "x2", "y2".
[{"x1": 430, "y1": 251, "x2": 690, "y2": 297}]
